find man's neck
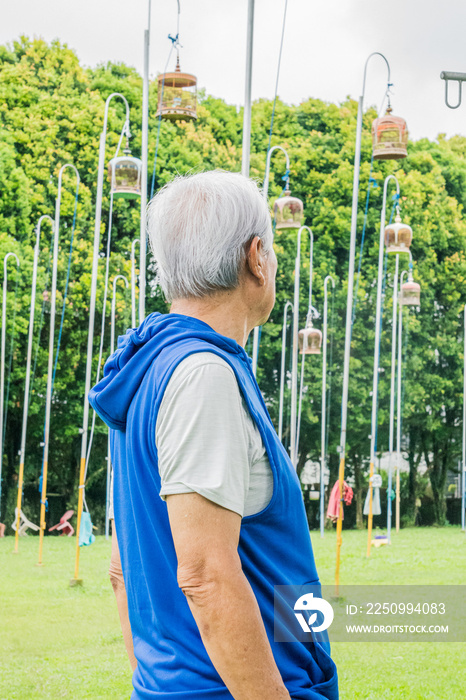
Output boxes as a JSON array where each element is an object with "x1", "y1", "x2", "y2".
[{"x1": 170, "y1": 293, "x2": 254, "y2": 348}]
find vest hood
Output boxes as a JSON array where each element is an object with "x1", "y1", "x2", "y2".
[{"x1": 88, "y1": 312, "x2": 246, "y2": 431}]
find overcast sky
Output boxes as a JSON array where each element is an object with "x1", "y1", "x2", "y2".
[{"x1": 3, "y1": 0, "x2": 466, "y2": 141}]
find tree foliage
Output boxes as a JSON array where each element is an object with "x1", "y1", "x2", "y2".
[{"x1": 1, "y1": 38, "x2": 466, "y2": 529}]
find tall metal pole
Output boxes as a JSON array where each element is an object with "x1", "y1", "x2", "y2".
[
  {"x1": 72, "y1": 94, "x2": 129, "y2": 585},
  {"x1": 290, "y1": 226, "x2": 313, "y2": 468},
  {"x1": 366, "y1": 175, "x2": 399, "y2": 558},
  {"x1": 278, "y1": 301, "x2": 294, "y2": 442},
  {"x1": 241, "y1": 0, "x2": 254, "y2": 180},
  {"x1": 139, "y1": 0, "x2": 151, "y2": 325},
  {"x1": 461, "y1": 459, "x2": 465, "y2": 531},
  {"x1": 38, "y1": 164, "x2": 80, "y2": 566},
  {"x1": 462, "y1": 305, "x2": 466, "y2": 533},
  {"x1": 106, "y1": 275, "x2": 129, "y2": 540},
  {"x1": 14, "y1": 216, "x2": 54, "y2": 553},
  {"x1": 0, "y1": 252, "x2": 20, "y2": 523},
  {"x1": 336, "y1": 52, "x2": 390, "y2": 590},
  {"x1": 252, "y1": 146, "x2": 290, "y2": 375},
  {"x1": 387, "y1": 254, "x2": 399, "y2": 543},
  {"x1": 131, "y1": 238, "x2": 140, "y2": 328},
  {"x1": 396, "y1": 270, "x2": 408, "y2": 533},
  {"x1": 295, "y1": 302, "x2": 319, "y2": 459},
  {"x1": 441, "y1": 75, "x2": 466, "y2": 537},
  {"x1": 321, "y1": 275, "x2": 335, "y2": 538},
  {"x1": 110, "y1": 275, "x2": 129, "y2": 369}
]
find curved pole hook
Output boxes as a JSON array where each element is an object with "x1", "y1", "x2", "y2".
[
  {"x1": 441, "y1": 73, "x2": 463, "y2": 110},
  {"x1": 56, "y1": 163, "x2": 80, "y2": 201},
  {"x1": 103, "y1": 93, "x2": 131, "y2": 159},
  {"x1": 324, "y1": 274, "x2": 336, "y2": 294},
  {"x1": 263, "y1": 145, "x2": 291, "y2": 199},
  {"x1": 55, "y1": 164, "x2": 80, "y2": 251},
  {"x1": 362, "y1": 52, "x2": 391, "y2": 98},
  {"x1": 362, "y1": 52, "x2": 392, "y2": 118},
  {"x1": 3, "y1": 251, "x2": 20, "y2": 276},
  {"x1": 112, "y1": 274, "x2": 129, "y2": 294},
  {"x1": 382, "y1": 174, "x2": 400, "y2": 213}
]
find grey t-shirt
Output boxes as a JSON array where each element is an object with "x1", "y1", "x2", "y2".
[{"x1": 156, "y1": 352, "x2": 273, "y2": 517}]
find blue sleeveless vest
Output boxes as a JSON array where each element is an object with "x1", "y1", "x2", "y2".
[{"x1": 89, "y1": 313, "x2": 338, "y2": 699}]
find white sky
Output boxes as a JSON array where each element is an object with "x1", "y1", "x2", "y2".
[{"x1": 2, "y1": 0, "x2": 466, "y2": 141}]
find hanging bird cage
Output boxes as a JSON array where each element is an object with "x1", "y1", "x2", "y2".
[
  {"x1": 156, "y1": 57, "x2": 197, "y2": 121},
  {"x1": 401, "y1": 278, "x2": 421, "y2": 307},
  {"x1": 384, "y1": 214, "x2": 413, "y2": 254},
  {"x1": 273, "y1": 191, "x2": 304, "y2": 230},
  {"x1": 108, "y1": 149, "x2": 142, "y2": 200},
  {"x1": 372, "y1": 107, "x2": 408, "y2": 160},
  {"x1": 298, "y1": 321, "x2": 322, "y2": 355}
]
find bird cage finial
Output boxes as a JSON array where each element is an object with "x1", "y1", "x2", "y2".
[{"x1": 386, "y1": 91, "x2": 392, "y2": 115}]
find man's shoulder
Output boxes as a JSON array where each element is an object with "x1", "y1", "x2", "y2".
[
  {"x1": 156, "y1": 351, "x2": 246, "y2": 442},
  {"x1": 169, "y1": 351, "x2": 236, "y2": 386},
  {"x1": 157, "y1": 351, "x2": 241, "y2": 419}
]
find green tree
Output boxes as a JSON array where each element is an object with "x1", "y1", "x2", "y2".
[{"x1": 2, "y1": 37, "x2": 466, "y2": 532}]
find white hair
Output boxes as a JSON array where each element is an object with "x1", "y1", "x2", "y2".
[{"x1": 147, "y1": 170, "x2": 273, "y2": 301}]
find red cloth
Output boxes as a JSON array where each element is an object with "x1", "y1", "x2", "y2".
[{"x1": 326, "y1": 480, "x2": 354, "y2": 522}]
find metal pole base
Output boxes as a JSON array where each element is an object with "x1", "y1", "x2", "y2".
[{"x1": 69, "y1": 578, "x2": 83, "y2": 587}]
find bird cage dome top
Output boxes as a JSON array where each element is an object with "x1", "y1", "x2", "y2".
[
  {"x1": 273, "y1": 190, "x2": 304, "y2": 230},
  {"x1": 384, "y1": 213, "x2": 413, "y2": 254},
  {"x1": 372, "y1": 107, "x2": 408, "y2": 160},
  {"x1": 401, "y1": 278, "x2": 421, "y2": 307},
  {"x1": 108, "y1": 150, "x2": 142, "y2": 200},
  {"x1": 156, "y1": 57, "x2": 197, "y2": 122},
  {"x1": 299, "y1": 321, "x2": 322, "y2": 355}
]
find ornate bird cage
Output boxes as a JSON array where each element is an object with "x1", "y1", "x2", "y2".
[
  {"x1": 273, "y1": 191, "x2": 304, "y2": 230},
  {"x1": 156, "y1": 57, "x2": 197, "y2": 121},
  {"x1": 384, "y1": 214, "x2": 413, "y2": 254},
  {"x1": 401, "y1": 278, "x2": 421, "y2": 307},
  {"x1": 372, "y1": 107, "x2": 408, "y2": 160},
  {"x1": 298, "y1": 321, "x2": 322, "y2": 355},
  {"x1": 108, "y1": 150, "x2": 142, "y2": 200}
]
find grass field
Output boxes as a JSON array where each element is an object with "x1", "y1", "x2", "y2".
[{"x1": 1, "y1": 527, "x2": 465, "y2": 699}]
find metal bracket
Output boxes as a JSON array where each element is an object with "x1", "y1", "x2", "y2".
[{"x1": 440, "y1": 71, "x2": 466, "y2": 109}]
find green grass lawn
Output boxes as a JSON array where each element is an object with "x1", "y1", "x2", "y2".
[
  {"x1": 1, "y1": 527, "x2": 465, "y2": 699},
  {"x1": 312, "y1": 527, "x2": 466, "y2": 699}
]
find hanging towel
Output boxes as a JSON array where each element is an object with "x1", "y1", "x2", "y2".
[
  {"x1": 343, "y1": 484, "x2": 354, "y2": 506},
  {"x1": 327, "y1": 480, "x2": 353, "y2": 522},
  {"x1": 363, "y1": 475, "x2": 382, "y2": 516},
  {"x1": 79, "y1": 512, "x2": 95, "y2": 547}
]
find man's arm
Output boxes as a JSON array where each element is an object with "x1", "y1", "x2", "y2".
[{"x1": 166, "y1": 492, "x2": 290, "y2": 700}]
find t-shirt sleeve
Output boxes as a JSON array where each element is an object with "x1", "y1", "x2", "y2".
[{"x1": 155, "y1": 355, "x2": 250, "y2": 517}]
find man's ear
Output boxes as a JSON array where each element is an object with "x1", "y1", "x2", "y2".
[{"x1": 245, "y1": 236, "x2": 265, "y2": 286}]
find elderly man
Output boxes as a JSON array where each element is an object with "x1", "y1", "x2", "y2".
[{"x1": 90, "y1": 171, "x2": 338, "y2": 699}]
